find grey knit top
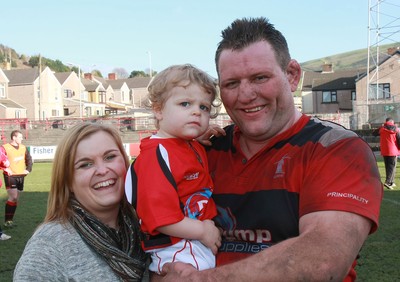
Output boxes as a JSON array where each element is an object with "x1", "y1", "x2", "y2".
[{"x1": 13, "y1": 221, "x2": 122, "y2": 281}]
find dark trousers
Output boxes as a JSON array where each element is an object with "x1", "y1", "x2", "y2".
[{"x1": 383, "y1": 156, "x2": 397, "y2": 184}]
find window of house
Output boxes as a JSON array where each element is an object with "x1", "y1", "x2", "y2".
[
  {"x1": 99, "y1": 92, "x2": 106, "y2": 103},
  {"x1": 322, "y1": 91, "x2": 337, "y2": 103},
  {"x1": 0, "y1": 83, "x2": 5, "y2": 98},
  {"x1": 369, "y1": 83, "x2": 390, "y2": 99},
  {"x1": 64, "y1": 89, "x2": 73, "y2": 98},
  {"x1": 15, "y1": 110, "x2": 21, "y2": 118},
  {"x1": 52, "y1": 109, "x2": 59, "y2": 117},
  {"x1": 351, "y1": 91, "x2": 356, "y2": 100}
]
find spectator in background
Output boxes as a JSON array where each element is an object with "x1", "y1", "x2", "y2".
[
  {"x1": 0, "y1": 146, "x2": 11, "y2": 240},
  {"x1": 373, "y1": 117, "x2": 400, "y2": 189},
  {"x1": 2, "y1": 130, "x2": 33, "y2": 228}
]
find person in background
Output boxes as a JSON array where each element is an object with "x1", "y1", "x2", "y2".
[
  {"x1": 125, "y1": 64, "x2": 221, "y2": 277},
  {"x1": 161, "y1": 17, "x2": 383, "y2": 282},
  {"x1": 14, "y1": 123, "x2": 147, "y2": 281},
  {"x1": 373, "y1": 117, "x2": 399, "y2": 189},
  {"x1": 0, "y1": 146, "x2": 11, "y2": 240},
  {"x1": 2, "y1": 130, "x2": 33, "y2": 228}
]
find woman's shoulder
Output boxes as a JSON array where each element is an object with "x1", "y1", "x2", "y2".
[{"x1": 26, "y1": 221, "x2": 79, "y2": 248}]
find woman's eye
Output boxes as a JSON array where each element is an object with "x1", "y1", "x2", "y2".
[
  {"x1": 77, "y1": 162, "x2": 93, "y2": 169},
  {"x1": 105, "y1": 154, "x2": 117, "y2": 161}
]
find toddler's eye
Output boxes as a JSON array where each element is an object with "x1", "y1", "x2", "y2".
[
  {"x1": 180, "y1": 102, "x2": 190, "y2": 107},
  {"x1": 200, "y1": 105, "x2": 210, "y2": 112}
]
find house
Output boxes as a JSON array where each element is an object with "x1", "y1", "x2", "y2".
[
  {"x1": 0, "y1": 68, "x2": 27, "y2": 119},
  {"x1": 354, "y1": 49, "x2": 400, "y2": 128},
  {"x1": 54, "y1": 71, "x2": 86, "y2": 117},
  {"x1": 301, "y1": 63, "x2": 363, "y2": 114},
  {"x1": 119, "y1": 76, "x2": 152, "y2": 108},
  {"x1": 93, "y1": 74, "x2": 132, "y2": 113},
  {"x1": 4, "y1": 67, "x2": 63, "y2": 120}
]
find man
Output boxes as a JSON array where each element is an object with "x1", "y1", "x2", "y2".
[
  {"x1": 3, "y1": 130, "x2": 33, "y2": 228},
  {"x1": 161, "y1": 17, "x2": 383, "y2": 281},
  {"x1": 373, "y1": 117, "x2": 399, "y2": 189}
]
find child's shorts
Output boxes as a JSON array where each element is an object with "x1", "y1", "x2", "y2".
[{"x1": 147, "y1": 239, "x2": 215, "y2": 274}]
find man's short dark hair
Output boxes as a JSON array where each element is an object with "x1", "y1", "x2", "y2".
[{"x1": 215, "y1": 17, "x2": 291, "y2": 75}]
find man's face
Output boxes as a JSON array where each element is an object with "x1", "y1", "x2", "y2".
[
  {"x1": 217, "y1": 41, "x2": 300, "y2": 142},
  {"x1": 14, "y1": 133, "x2": 23, "y2": 145}
]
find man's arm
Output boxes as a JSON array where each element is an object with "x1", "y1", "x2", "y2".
[{"x1": 161, "y1": 210, "x2": 371, "y2": 281}]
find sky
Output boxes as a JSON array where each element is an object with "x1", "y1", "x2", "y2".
[{"x1": 1, "y1": 0, "x2": 398, "y2": 78}]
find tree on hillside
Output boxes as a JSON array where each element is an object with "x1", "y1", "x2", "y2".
[
  {"x1": 112, "y1": 67, "x2": 129, "y2": 79},
  {"x1": 129, "y1": 70, "x2": 147, "y2": 78},
  {"x1": 29, "y1": 55, "x2": 70, "y2": 72},
  {"x1": 92, "y1": 69, "x2": 103, "y2": 78}
]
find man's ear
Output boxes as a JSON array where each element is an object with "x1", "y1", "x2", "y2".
[{"x1": 286, "y1": 59, "x2": 302, "y2": 92}]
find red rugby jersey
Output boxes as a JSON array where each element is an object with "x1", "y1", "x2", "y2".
[
  {"x1": 131, "y1": 137, "x2": 217, "y2": 250},
  {"x1": 207, "y1": 115, "x2": 383, "y2": 281}
]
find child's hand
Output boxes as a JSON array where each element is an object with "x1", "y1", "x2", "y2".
[
  {"x1": 197, "y1": 125, "x2": 226, "y2": 146},
  {"x1": 199, "y1": 219, "x2": 221, "y2": 255}
]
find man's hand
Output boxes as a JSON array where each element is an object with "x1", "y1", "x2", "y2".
[{"x1": 161, "y1": 262, "x2": 198, "y2": 281}]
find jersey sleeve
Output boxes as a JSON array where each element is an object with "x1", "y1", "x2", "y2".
[
  {"x1": 134, "y1": 146, "x2": 184, "y2": 235},
  {"x1": 299, "y1": 136, "x2": 382, "y2": 233}
]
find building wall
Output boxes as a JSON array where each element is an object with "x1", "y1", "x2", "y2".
[
  {"x1": 355, "y1": 53, "x2": 400, "y2": 128},
  {"x1": 38, "y1": 68, "x2": 63, "y2": 119},
  {"x1": 301, "y1": 91, "x2": 313, "y2": 113},
  {"x1": 314, "y1": 89, "x2": 354, "y2": 113},
  {"x1": 8, "y1": 84, "x2": 36, "y2": 119}
]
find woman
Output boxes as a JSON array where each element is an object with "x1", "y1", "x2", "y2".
[{"x1": 14, "y1": 123, "x2": 147, "y2": 281}]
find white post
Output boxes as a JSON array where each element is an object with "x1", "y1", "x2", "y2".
[
  {"x1": 147, "y1": 51, "x2": 152, "y2": 78},
  {"x1": 78, "y1": 66, "x2": 82, "y2": 118},
  {"x1": 67, "y1": 62, "x2": 82, "y2": 118}
]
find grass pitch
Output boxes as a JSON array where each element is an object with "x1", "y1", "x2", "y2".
[{"x1": 0, "y1": 162, "x2": 398, "y2": 281}]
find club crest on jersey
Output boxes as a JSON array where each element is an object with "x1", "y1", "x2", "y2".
[{"x1": 273, "y1": 154, "x2": 290, "y2": 179}]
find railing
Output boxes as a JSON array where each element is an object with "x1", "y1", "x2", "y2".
[{"x1": 0, "y1": 114, "x2": 233, "y2": 141}]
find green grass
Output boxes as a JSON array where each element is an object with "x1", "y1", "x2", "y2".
[
  {"x1": 0, "y1": 162, "x2": 51, "y2": 282},
  {"x1": 0, "y1": 161, "x2": 399, "y2": 281}
]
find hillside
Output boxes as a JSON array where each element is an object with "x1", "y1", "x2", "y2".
[
  {"x1": 1, "y1": 42, "x2": 400, "y2": 74},
  {"x1": 300, "y1": 42, "x2": 399, "y2": 72},
  {"x1": 0, "y1": 44, "x2": 31, "y2": 69}
]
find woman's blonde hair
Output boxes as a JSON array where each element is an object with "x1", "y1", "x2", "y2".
[
  {"x1": 44, "y1": 123, "x2": 130, "y2": 223},
  {"x1": 146, "y1": 64, "x2": 221, "y2": 128}
]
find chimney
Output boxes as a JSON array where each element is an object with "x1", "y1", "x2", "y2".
[
  {"x1": 322, "y1": 63, "x2": 333, "y2": 73},
  {"x1": 108, "y1": 73, "x2": 117, "y2": 80},
  {"x1": 84, "y1": 73, "x2": 93, "y2": 80}
]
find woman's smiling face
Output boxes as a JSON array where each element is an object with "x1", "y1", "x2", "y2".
[{"x1": 70, "y1": 131, "x2": 127, "y2": 218}]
